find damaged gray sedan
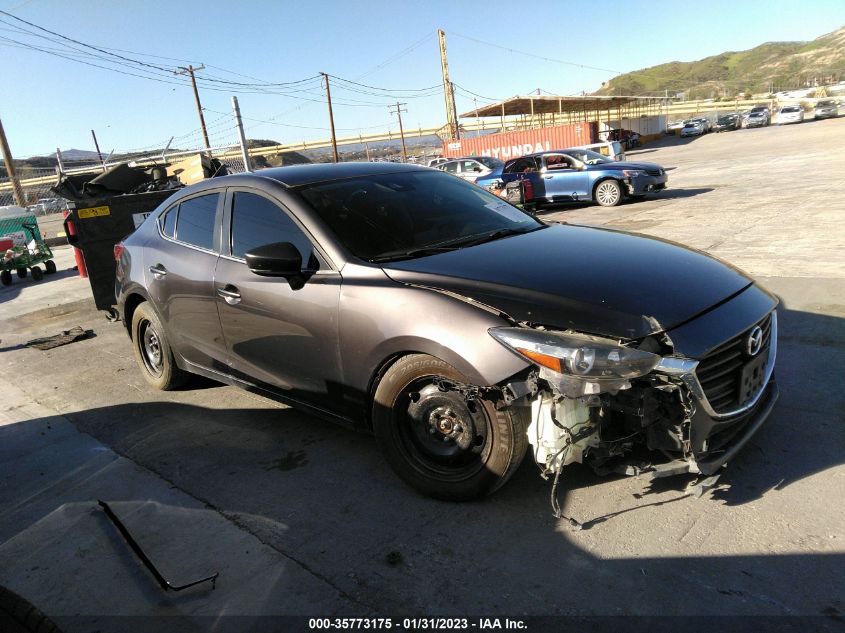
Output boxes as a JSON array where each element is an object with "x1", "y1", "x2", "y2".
[{"x1": 116, "y1": 163, "x2": 778, "y2": 504}]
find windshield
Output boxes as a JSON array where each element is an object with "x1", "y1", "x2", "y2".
[
  {"x1": 476, "y1": 156, "x2": 504, "y2": 169},
  {"x1": 817, "y1": 100, "x2": 835, "y2": 107},
  {"x1": 781, "y1": 106, "x2": 801, "y2": 113},
  {"x1": 563, "y1": 149, "x2": 612, "y2": 165},
  {"x1": 297, "y1": 170, "x2": 543, "y2": 262},
  {"x1": 683, "y1": 123, "x2": 697, "y2": 128}
]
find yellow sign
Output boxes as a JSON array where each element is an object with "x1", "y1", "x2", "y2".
[{"x1": 78, "y1": 206, "x2": 111, "y2": 219}]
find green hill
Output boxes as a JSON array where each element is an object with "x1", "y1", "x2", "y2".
[{"x1": 595, "y1": 26, "x2": 845, "y2": 99}]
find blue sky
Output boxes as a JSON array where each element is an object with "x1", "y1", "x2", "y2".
[{"x1": 3, "y1": 0, "x2": 844, "y2": 157}]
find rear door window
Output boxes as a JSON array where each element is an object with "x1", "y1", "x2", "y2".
[
  {"x1": 505, "y1": 157, "x2": 539, "y2": 173},
  {"x1": 230, "y1": 191, "x2": 314, "y2": 261},
  {"x1": 160, "y1": 205, "x2": 177, "y2": 238},
  {"x1": 175, "y1": 193, "x2": 219, "y2": 251}
]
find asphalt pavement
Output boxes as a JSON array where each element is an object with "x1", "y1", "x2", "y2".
[{"x1": 1, "y1": 118, "x2": 843, "y2": 632}]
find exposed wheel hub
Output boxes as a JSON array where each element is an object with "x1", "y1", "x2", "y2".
[{"x1": 406, "y1": 384, "x2": 481, "y2": 458}]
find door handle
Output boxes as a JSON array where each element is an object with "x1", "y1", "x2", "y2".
[
  {"x1": 149, "y1": 264, "x2": 167, "y2": 279},
  {"x1": 216, "y1": 285, "x2": 241, "y2": 305}
]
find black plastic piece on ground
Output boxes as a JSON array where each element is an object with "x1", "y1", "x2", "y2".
[{"x1": 98, "y1": 500, "x2": 219, "y2": 592}]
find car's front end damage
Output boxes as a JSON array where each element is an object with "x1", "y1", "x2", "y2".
[
  {"x1": 487, "y1": 287, "x2": 779, "y2": 513},
  {"x1": 382, "y1": 222, "x2": 779, "y2": 507}
]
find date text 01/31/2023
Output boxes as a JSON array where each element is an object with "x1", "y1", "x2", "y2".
[{"x1": 308, "y1": 618, "x2": 527, "y2": 630}]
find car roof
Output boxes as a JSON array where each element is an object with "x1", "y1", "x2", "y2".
[{"x1": 248, "y1": 162, "x2": 427, "y2": 187}]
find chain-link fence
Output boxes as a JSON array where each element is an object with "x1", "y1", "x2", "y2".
[{"x1": 0, "y1": 167, "x2": 64, "y2": 211}]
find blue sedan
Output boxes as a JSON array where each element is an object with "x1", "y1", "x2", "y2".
[{"x1": 476, "y1": 149, "x2": 667, "y2": 208}]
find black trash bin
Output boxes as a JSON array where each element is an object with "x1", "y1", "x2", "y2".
[{"x1": 64, "y1": 190, "x2": 176, "y2": 319}]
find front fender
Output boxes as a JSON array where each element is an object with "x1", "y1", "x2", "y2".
[{"x1": 338, "y1": 264, "x2": 530, "y2": 396}]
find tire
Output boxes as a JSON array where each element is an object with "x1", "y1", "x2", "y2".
[
  {"x1": 594, "y1": 179, "x2": 623, "y2": 207},
  {"x1": 16, "y1": 268, "x2": 27, "y2": 279},
  {"x1": 44, "y1": 260, "x2": 56, "y2": 274},
  {"x1": 0, "y1": 270, "x2": 11, "y2": 286},
  {"x1": 30, "y1": 267, "x2": 43, "y2": 281},
  {"x1": 131, "y1": 302, "x2": 188, "y2": 390},
  {"x1": 372, "y1": 354, "x2": 528, "y2": 500},
  {"x1": 0, "y1": 585, "x2": 62, "y2": 633}
]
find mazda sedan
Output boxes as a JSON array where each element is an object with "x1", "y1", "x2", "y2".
[{"x1": 116, "y1": 163, "x2": 778, "y2": 501}]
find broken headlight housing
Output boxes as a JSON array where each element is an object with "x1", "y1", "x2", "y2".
[{"x1": 489, "y1": 327, "x2": 660, "y2": 397}]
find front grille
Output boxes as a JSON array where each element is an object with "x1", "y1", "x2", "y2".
[
  {"x1": 695, "y1": 313, "x2": 773, "y2": 414},
  {"x1": 645, "y1": 168, "x2": 662, "y2": 176}
]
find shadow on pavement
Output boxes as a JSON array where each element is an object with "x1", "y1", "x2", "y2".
[{"x1": 0, "y1": 306, "x2": 843, "y2": 624}]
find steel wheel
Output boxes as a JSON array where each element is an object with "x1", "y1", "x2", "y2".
[
  {"x1": 373, "y1": 354, "x2": 528, "y2": 500},
  {"x1": 398, "y1": 382, "x2": 491, "y2": 479},
  {"x1": 130, "y1": 302, "x2": 188, "y2": 390},
  {"x1": 595, "y1": 180, "x2": 622, "y2": 207},
  {"x1": 138, "y1": 318, "x2": 164, "y2": 377}
]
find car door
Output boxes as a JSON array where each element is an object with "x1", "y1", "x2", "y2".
[
  {"x1": 540, "y1": 154, "x2": 589, "y2": 201},
  {"x1": 145, "y1": 191, "x2": 228, "y2": 370},
  {"x1": 502, "y1": 156, "x2": 544, "y2": 199},
  {"x1": 458, "y1": 159, "x2": 486, "y2": 181},
  {"x1": 214, "y1": 188, "x2": 343, "y2": 410}
]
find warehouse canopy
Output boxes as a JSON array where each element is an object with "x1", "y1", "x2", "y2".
[{"x1": 460, "y1": 95, "x2": 660, "y2": 118}]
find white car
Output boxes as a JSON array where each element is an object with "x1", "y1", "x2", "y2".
[
  {"x1": 776, "y1": 105, "x2": 804, "y2": 125},
  {"x1": 435, "y1": 157, "x2": 505, "y2": 181},
  {"x1": 426, "y1": 157, "x2": 449, "y2": 168},
  {"x1": 680, "y1": 121, "x2": 705, "y2": 137}
]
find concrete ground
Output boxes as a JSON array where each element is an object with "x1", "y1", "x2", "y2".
[{"x1": 1, "y1": 118, "x2": 844, "y2": 631}]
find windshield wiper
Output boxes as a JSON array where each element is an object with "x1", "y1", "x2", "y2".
[
  {"x1": 369, "y1": 225, "x2": 544, "y2": 263},
  {"x1": 452, "y1": 225, "x2": 545, "y2": 248},
  {"x1": 370, "y1": 245, "x2": 460, "y2": 263}
]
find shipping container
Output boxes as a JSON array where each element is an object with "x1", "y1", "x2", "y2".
[{"x1": 442, "y1": 123, "x2": 597, "y2": 161}]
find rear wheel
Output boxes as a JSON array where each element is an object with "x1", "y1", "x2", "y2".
[
  {"x1": 0, "y1": 270, "x2": 11, "y2": 286},
  {"x1": 131, "y1": 302, "x2": 188, "y2": 390},
  {"x1": 594, "y1": 179, "x2": 623, "y2": 207},
  {"x1": 44, "y1": 260, "x2": 56, "y2": 274},
  {"x1": 30, "y1": 267, "x2": 43, "y2": 281},
  {"x1": 372, "y1": 354, "x2": 528, "y2": 500},
  {"x1": 16, "y1": 268, "x2": 27, "y2": 279}
]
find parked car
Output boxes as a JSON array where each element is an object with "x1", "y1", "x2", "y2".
[
  {"x1": 680, "y1": 121, "x2": 705, "y2": 137},
  {"x1": 568, "y1": 141, "x2": 626, "y2": 161},
  {"x1": 426, "y1": 157, "x2": 449, "y2": 167},
  {"x1": 436, "y1": 156, "x2": 505, "y2": 182},
  {"x1": 814, "y1": 99, "x2": 839, "y2": 120},
  {"x1": 476, "y1": 149, "x2": 665, "y2": 208},
  {"x1": 689, "y1": 117, "x2": 712, "y2": 133},
  {"x1": 666, "y1": 120, "x2": 686, "y2": 133},
  {"x1": 776, "y1": 105, "x2": 804, "y2": 125},
  {"x1": 116, "y1": 163, "x2": 777, "y2": 500},
  {"x1": 744, "y1": 106, "x2": 771, "y2": 128},
  {"x1": 712, "y1": 113, "x2": 741, "y2": 132}
]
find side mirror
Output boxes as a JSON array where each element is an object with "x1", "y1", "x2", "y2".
[{"x1": 245, "y1": 242, "x2": 302, "y2": 278}]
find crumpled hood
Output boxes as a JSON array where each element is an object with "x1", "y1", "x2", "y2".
[{"x1": 382, "y1": 224, "x2": 752, "y2": 340}]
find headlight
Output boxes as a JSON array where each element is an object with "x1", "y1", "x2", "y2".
[
  {"x1": 489, "y1": 327, "x2": 660, "y2": 396},
  {"x1": 621, "y1": 169, "x2": 645, "y2": 177}
]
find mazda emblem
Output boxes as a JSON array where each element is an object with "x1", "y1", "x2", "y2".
[{"x1": 746, "y1": 326, "x2": 764, "y2": 356}]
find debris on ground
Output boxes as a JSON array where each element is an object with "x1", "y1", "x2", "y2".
[{"x1": 25, "y1": 326, "x2": 94, "y2": 350}]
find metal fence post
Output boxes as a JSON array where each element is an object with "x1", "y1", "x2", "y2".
[{"x1": 231, "y1": 96, "x2": 251, "y2": 173}]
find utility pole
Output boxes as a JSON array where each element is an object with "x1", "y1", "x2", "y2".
[
  {"x1": 231, "y1": 96, "x2": 251, "y2": 172},
  {"x1": 321, "y1": 72, "x2": 339, "y2": 163},
  {"x1": 389, "y1": 102, "x2": 408, "y2": 163},
  {"x1": 437, "y1": 29, "x2": 459, "y2": 140},
  {"x1": 91, "y1": 129, "x2": 105, "y2": 171},
  {"x1": 175, "y1": 64, "x2": 210, "y2": 149},
  {"x1": 0, "y1": 116, "x2": 24, "y2": 206}
]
